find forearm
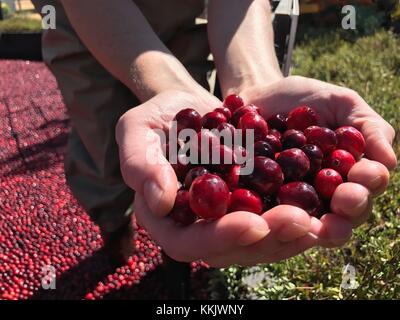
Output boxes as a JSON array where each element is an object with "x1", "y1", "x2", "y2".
[
  {"x1": 208, "y1": 0, "x2": 283, "y2": 96},
  {"x1": 61, "y1": 0, "x2": 199, "y2": 101}
]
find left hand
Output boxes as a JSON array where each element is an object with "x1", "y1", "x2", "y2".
[{"x1": 236, "y1": 75, "x2": 396, "y2": 250}]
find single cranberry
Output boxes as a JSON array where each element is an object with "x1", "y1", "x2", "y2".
[
  {"x1": 282, "y1": 129, "x2": 307, "y2": 149},
  {"x1": 189, "y1": 130, "x2": 220, "y2": 164},
  {"x1": 223, "y1": 94, "x2": 244, "y2": 113},
  {"x1": 214, "y1": 107, "x2": 232, "y2": 121},
  {"x1": 268, "y1": 129, "x2": 282, "y2": 140},
  {"x1": 224, "y1": 165, "x2": 241, "y2": 190},
  {"x1": 254, "y1": 141, "x2": 274, "y2": 159},
  {"x1": 287, "y1": 106, "x2": 318, "y2": 131},
  {"x1": 314, "y1": 168, "x2": 343, "y2": 199},
  {"x1": 233, "y1": 145, "x2": 247, "y2": 164},
  {"x1": 304, "y1": 126, "x2": 337, "y2": 154},
  {"x1": 267, "y1": 113, "x2": 287, "y2": 132},
  {"x1": 173, "y1": 108, "x2": 202, "y2": 134},
  {"x1": 228, "y1": 189, "x2": 263, "y2": 215},
  {"x1": 277, "y1": 182, "x2": 320, "y2": 216},
  {"x1": 325, "y1": 149, "x2": 356, "y2": 178},
  {"x1": 301, "y1": 144, "x2": 323, "y2": 176},
  {"x1": 242, "y1": 156, "x2": 284, "y2": 195},
  {"x1": 238, "y1": 112, "x2": 269, "y2": 142},
  {"x1": 169, "y1": 189, "x2": 198, "y2": 225},
  {"x1": 231, "y1": 104, "x2": 260, "y2": 127},
  {"x1": 202, "y1": 111, "x2": 227, "y2": 130},
  {"x1": 263, "y1": 134, "x2": 282, "y2": 152},
  {"x1": 184, "y1": 167, "x2": 209, "y2": 189},
  {"x1": 189, "y1": 174, "x2": 230, "y2": 219},
  {"x1": 276, "y1": 148, "x2": 310, "y2": 181},
  {"x1": 335, "y1": 126, "x2": 366, "y2": 159},
  {"x1": 171, "y1": 154, "x2": 191, "y2": 180},
  {"x1": 217, "y1": 122, "x2": 236, "y2": 146}
]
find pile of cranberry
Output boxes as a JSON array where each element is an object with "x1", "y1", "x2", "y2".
[{"x1": 166, "y1": 94, "x2": 366, "y2": 225}]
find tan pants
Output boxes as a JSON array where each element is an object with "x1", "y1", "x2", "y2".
[{"x1": 32, "y1": 0, "x2": 212, "y2": 232}]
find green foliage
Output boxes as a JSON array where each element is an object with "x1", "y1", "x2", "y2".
[
  {"x1": 1, "y1": 2, "x2": 12, "y2": 19},
  {"x1": 0, "y1": 14, "x2": 41, "y2": 33},
  {"x1": 218, "y1": 30, "x2": 400, "y2": 300}
]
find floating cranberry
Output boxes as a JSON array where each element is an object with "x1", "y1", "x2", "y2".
[
  {"x1": 242, "y1": 156, "x2": 284, "y2": 195},
  {"x1": 335, "y1": 126, "x2": 366, "y2": 159},
  {"x1": 314, "y1": 169, "x2": 343, "y2": 199},
  {"x1": 169, "y1": 189, "x2": 198, "y2": 225},
  {"x1": 276, "y1": 148, "x2": 310, "y2": 181},
  {"x1": 173, "y1": 108, "x2": 202, "y2": 134},
  {"x1": 282, "y1": 129, "x2": 307, "y2": 149},
  {"x1": 277, "y1": 182, "x2": 320, "y2": 216},
  {"x1": 325, "y1": 149, "x2": 356, "y2": 178},
  {"x1": 202, "y1": 111, "x2": 227, "y2": 130},
  {"x1": 229, "y1": 189, "x2": 263, "y2": 214},
  {"x1": 237, "y1": 112, "x2": 269, "y2": 142},
  {"x1": 304, "y1": 126, "x2": 337, "y2": 154},
  {"x1": 189, "y1": 174, "x2": 230, "y2": 219},
  {"x1": 287, "y1": 106, "x2": 318, "y2": 131},
  {"x1": 267, "y1": 113, "x2": 287, "y2": 132},
  {"x1": 223, "y1": 94, "x2": 244, "y2": 113}
]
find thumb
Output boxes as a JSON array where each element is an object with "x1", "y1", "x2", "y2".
[{"x1": 117, "y1": 117, "x2": 178, "y2": 217}]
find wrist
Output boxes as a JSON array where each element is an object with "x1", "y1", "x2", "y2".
[{"x1": 129, "y1": 51, "x2": 201, "y2": 101}]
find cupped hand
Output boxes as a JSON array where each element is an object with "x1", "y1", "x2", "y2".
[
  {"x1": 237, "y1": 75, "x2": 397, "y2": 254},
  {"x1": 116, "y1": 89, "x2": 321, "y2": 267}
]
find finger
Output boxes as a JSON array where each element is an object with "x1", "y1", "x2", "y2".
[
  {"x1": 358, "y1": 117, "x2": 397, "y2": 170},
  {"x1": 134, "y1": 194, "x2": 270, "y2": 262},
  {"x1": 310, "y1": 214, "x2": 353, "y2": 248},
  {"x1": 347, "y1": 158, "x2": 390, "y2": 196},
  {"x1": 260, "y1": 205, "x2": 312, "y2": 242},
  {"x1": 116, "y1": 109, "x2": 178, "y2": 217},
  {"x1": 330, "y1": 182, "x2": 372, "y2": 226}
]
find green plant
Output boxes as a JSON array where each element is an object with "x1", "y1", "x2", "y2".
[
  {"x1": 1, "y1": 1, "x2": 12, "y2": 19},
  {"x1": 0, "y1": 13, "x2": 41, "y2": 33}
]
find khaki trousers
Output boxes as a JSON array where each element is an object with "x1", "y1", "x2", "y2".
[{"x1": 32, "y1": 0, "x2": 212, "y2": 232}]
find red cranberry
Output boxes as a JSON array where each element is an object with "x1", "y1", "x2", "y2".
[
  {"x1": 276, "y1": 148, "x2": 310, "y2": 181},
  {"x1": 223, "y1": 94, "x2": 244, "y2": 113},
  {"x1": 267, "y1": 113, "x2": 287, "y2": 132},
  {"x1": 238, "y1": 112, "x2": 269, "y2": 142},
  {"x1": 184, "y1": 167, "x2": 209, "y2": 189},
  {"x1": 282, "y1": 129, "x2": 307, "y2": 149},
  {"x1": 268, "y1": 129, "x2": 282, "y2": 140},
  {"x1": 231, "y1": 104, "x2": 260, "y2": 127},
  {"x1": 210, "y1": 144, "x2": 235, "y2": 172},
  {"x1": 169, "y1": 190, "x2": 198, "y2": 225},
  {"x1": 217, "y1": 123, "x2": 236, "y2": 145},
  {"x1": 254, "y1": 141, "x2": 274, "y2": 159},
  {"x1": 242, "y1": 156, "x2": 284, "y2": 195},
  {"x1": 189, "y1": 174, "x2": 230, "y2": 219},
  {"x1": 173, "y1": 108, "x2": 202, "y2": 134},
  {"x1": 325, "y1": 149, "x2": 356, "y2": 178},
  {"x1": 314, "y1": 169, "x2": 343, "y2": 199},
  {"x1": 229, "y1": 189, "x2": 263, "y2": 215},
  {"x1": 224, "y1": 165, "x2": 241, "y2": 191},
  {"x1": 304, "y1": 126, "x2": 337, "y2": 154},
  {"x1": 202, "y1": 111, "x2": 227, "y2": 130},
  {"x1": 263, "y1": 134, "x2": 282, "y2": 152},
  {"x1": 214, "y1": 107, "x2": 232, "y2": 121},
  {"x1": 277, "y1": 182, "x2": 320, "y2": 216},
  {"x1": 287, "y1": 106, "x2": 318, "y2": 131},
  {"x1": 301, "y1": 144, "x2": 323, "y2": 176},
  {"x1": 189, "y1": 130, "x2": 220, "y2": 163},
  {"x1": 335, "y1": 126, "x2": 366, "y2": 159}
]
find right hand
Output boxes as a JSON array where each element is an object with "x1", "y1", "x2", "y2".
[{"x1": 116, "y1": 90, "x2": 322, "y2": 267}]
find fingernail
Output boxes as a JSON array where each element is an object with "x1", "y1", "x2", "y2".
[
  {"x1": 291, "y1": 222, "x2": 310, "y2": 234},
  {"x1": 348, "y1": 196, "x2": 369, "y2": 216},
  {"x1": 143, "y1": 179, "x2": 164, "y2": 215},
  {"x1": 307, "y1": 232, "x2": 319, "y2": 240},
  {"x1": 369, "y1": 176, "x2": 383, "y2": 190},
  {"x1": 237, "y1": 216, "x2": 270, "y2": 246}
]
